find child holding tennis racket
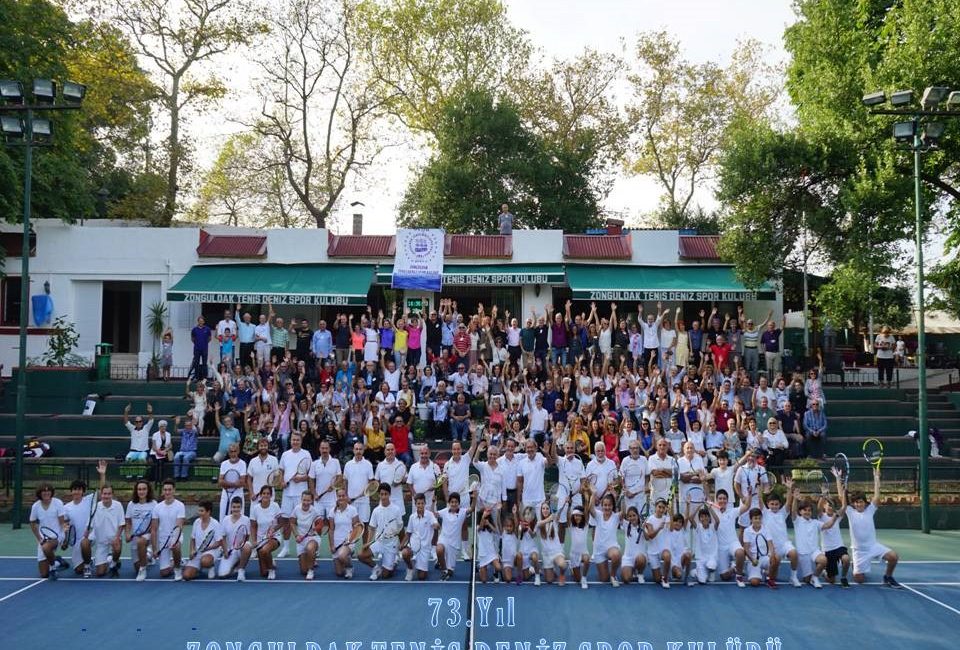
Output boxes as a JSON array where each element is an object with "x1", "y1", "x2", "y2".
[
  {"x1": 848, "y1": 468, "x2": 901, "y2": 587},
  {"x1": 789, "y1": 492, "x2": 828, "y2": 588},
  {"x1": 250, "y1": 485, "x2": 282, "y2": 580},
  {"x1": 708, "y1": 489, "x2": 750, "y2": 587},
  {"x1": 620, "y1": 504, "x2": 648, "y2": 585},
  {"x1": 292, "y1": 491, "x2": 324, "y2": 580},
  {"x1": 125, "y1": 479, "x2": 157, "y2": 582},
  {"x1": 475, "y1": 507, "x2": 502, "y2": 584},
  {"x1": 182, "y1": 500, "x2": 224, "y2": 581},
  {"x1": 329, "y1": 487, "x2": 363, "y2": 579},
  {"x1": 402, "y1": 492, "x2": 439, "y2": 581},
  {"x1": 741, "y1": 508, "x2": 778, "y2": 588},
  {"x1": 359, "y1": 483, "x2": 406, "y2": 580},
  {"x1": 152, "y1": 479, "x2": 186, "y2": 581},
  {"x1": 30, "y1": 483, "x2": 66, "y2": 579},
  {"x1": 762, "y1": 478, "x2": 801, "y2": 587},
  {"x1": 218, "y1": 496, "x2": 252, "y2": 581},
  {"x1": 686, "y1": 499, "x2": 720, "y2": 585},
  {"x1": 536, "y1": 502, "x2": 568, "y2": 585},
  {"x1": 435, "y1": 491, "x2": 473, "y2": 581}
]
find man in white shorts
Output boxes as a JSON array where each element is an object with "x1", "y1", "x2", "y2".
[
  {"x1": 360, "y1": 483, "x2": 405, "y2": 581},
  {"x1": 848, "y1": 468, "x2": 901, "y2": 587},
  {"x1": 407, "y1": 445, "x2": 440, "y2": 512},
  {"x1": 310, "y1": 440, "x2": 342, "y2": 520},
  {"x1": 182, "y1": 500, "x2": 224, "y2": 581},
  {"x1": 516, "y1": 438, "x2": 550, "y2": 516},
  {"x1": 711, "y1": 488, "x2": 749, "y2": 586},
  {"x1": 344, "y1": 441, "x2": 375, "y2": 525},
  {"x1": 277, "y1": 432, "x2": 313, "y2": 557},
  {"x1": 81, "y1": 484, "x2": 125, "y2": 578},
  {"x1": 152, "y1": 479, "x2": 186, "y2": 580},
  {"x1": 402, "y1": 492, "x2": 439, "y2": 581},
  {"x1": 555, "y1": 440, "x2": 586, "y2": 537}
]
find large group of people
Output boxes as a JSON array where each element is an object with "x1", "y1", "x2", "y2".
[{"x1": 29, "y1": 299, "x2": 904, "y2": 589}]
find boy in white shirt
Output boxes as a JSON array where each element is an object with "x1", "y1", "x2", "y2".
[
  {"x1": 182, "y1": 500, "x2": 224, "y2": 581},
  {"x1": 847, "y1": 468, "x2": 900, "y2": 587},
  {"x1": 741, "y1": 508, "x2": 778, "y2": 588},
  {"x1": 685, "y1": 499, "x2": 719, "y2": 585},
  {"x1": 819, "y1": 469, "x2": 850, "y2": 587},
  {"x1": 152, "y1": 479, "x2": 187, "y2": 581},
  {"x1": 359, "y1": 483, "x2": 405, "y2": 581},
  {"x1": 436, "y1": 491, "x2": 472, "y2": 580},
  {"x1": 762, "y1": 480, "x2": 802, "y2": 587}
]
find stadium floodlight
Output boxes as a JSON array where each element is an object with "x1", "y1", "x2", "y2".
[
  {"x1": 947, "y1": 91, "x2": 960, "y2": 108},
  {"x1": 0, "y1": 115, "x2": 23, "y2": 139},
  {"x1": 62, "y1": 81, "x2": 86, "y2": 104},
  {"x1": 33, "y1": 79, "x2": 56, "y2": 104},
  {"x1": 890, "y1": 90, "x2": 913, "y2": 107},
  {"x1": 31, "y1": 118, "x2": 52, "y2": 143},
  {"x1": 862, "y1": 91, "x2": 886, "y2": 106},
  {"x1": 892, "y1": 121, "x2": 916, "y2": 142},
  {"x1": 921, "y1": 86, "x2": 949, "y2": 109},
  {"x1": 922, "y1": 122, "x2": 945, "y2": 143},
  {"x1": 0, "y1": 80, "x2": 24, "y2": 104}
]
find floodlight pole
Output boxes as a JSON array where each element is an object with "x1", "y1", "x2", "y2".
[{"x1": 911, "y1": 124, "x2": 930, "y2": 534}]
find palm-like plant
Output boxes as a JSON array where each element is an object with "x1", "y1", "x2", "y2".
[{"x1": 146, "y1": 302, "x2": 168, "y2": 370}]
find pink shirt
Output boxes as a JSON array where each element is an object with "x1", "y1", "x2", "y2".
[{"x1": 406, "y1": 325, "x2": 422, "y2": 349}]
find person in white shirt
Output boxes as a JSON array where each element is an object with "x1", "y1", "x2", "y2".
[
  {"x1": 80, "y1": 483, "x2": 125, "y2": 578},
  {"x1": 125, "y1": 478, "x2": 157, "y2": 582},
  {"x1": 685, "y1": 499, "x2": 720, "y2": 585},
  {"x1": 250, "y1": 486, "x2": 282, "y2": 580},
  {"x1": 254, "y1": 314, "x2": 271, "y2": 366},
  {"x1": 819, "y1": 470, "x2": 850, "y2": 587},
  {"x1": 499, "y1": 438, "x2": 521, "y2": 512},
  {"x1": 344, "y1": 441, "x2": 375, "y2": 524},
  {"x1": 123, "y1": 402, "x2": 153, "y2": 462},
  {"x1": 741, "y1": 508, "x2": 778, "y2": 588},
  {"x1": 590, "y1": 491, "x2": 623, "y2": 587},
  {"x1": 62, "y1": 462, "x2": 107, "y2": 577},
  {"x1": 620, "y1": 442, "x2": 648, "y2": 513},
  {"x1": 375, "y1": 444, "x2": 407, "y2": 510},
  {"x1": 402, "y1": 492, "x2": 440, "y2": 581},
  {"x1": 277, "y1": 432, "x2": 313, "y2": 557},
  {"x1": 515, "y1": 438, "x2": 551, "y2": 514},
  {"x1": 620, "y1": 503, "x2": 648, "y2": 585},
  {"x1": 292, "y1": 492, "x2": 322, "y2": 580},
  {"x1": 643, "y1": 498, "x2": 674, "y2": 589},
  {"x1": 536, "y1": 502, "x2": 567, "y2": 585},
  {"x1": 246, "y1": 438, "x2": 279, "y2": 504},
  {"x1": 30, "y1": 483, "x2": 66, "y2": 580},
  {"x1": 647, "y1": 439, "x2": 675, "y2": 504},
  {"x1": 847, "y1": 468, "x2": 901, "y2": 587},
  {"x1": 217, "y1": 496, "x2": 252, "y2": 581},
  {"x1": 435, "y1": 491, "x2": 472, "y2": 580},
  {"x1": 359, "y1": 483, "x2": 406, "y2": 580},
  {"x1": 152, "y1": 480, "x2": 186, "y2": 580},
  {"x1": 762, "y1": 418, "x2": 790, "y2": 469},
  {"x1": 638, "y1": 302, "x2": 670, "y2": 369},
  {"x1": 677, "y1": 441, "x2": 707, "y2": 507},
  {"x1": 709, "y1": 488, "x2": 750, "y2": 587},
  {"x1": 217, "y1": 443, "x2": 248, "y2": 520},
  {"x1": 326, "y1": 487, "x2": 362, "y2": 579},
  {"x1": 761, "y1": 479, "x2": 801, "y2": 587},
  {"x1": 407, "y1": 445, "x2": 441, "y2": 512},
  {"x1": 788, "y1": 493, "x2": 830, "y2": 589},
  {"x1": 733, "y1": 451, "x2": 770, "y2": 525},
  {"x1": 471, "y1": 439, "x2": 506, "y2": 516},
  {"x1": 182, "y1": 500, "x2": 224, "y2": 581},
  {"x1": 310, "y1": 440, "x2": 342, "y2": 521},
  {"x1": 442, "y1": 440, "x2": 473, "y2": 558},
  {"x1": 555, "y1": 441, "x2": 586, "y2": 537}
]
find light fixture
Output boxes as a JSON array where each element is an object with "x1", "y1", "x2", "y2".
[
  {"x1": 0, "y1": 115, "x2": 23, "y2": 139},
  {"x1": 0, "y1": 80, "x2": 23, "y2": 104},
  {"x1": 893, "y1": 121, "x2": 916, "y2": 142},
  {"x1": 921, "y1": 86, "x2": 949, "y2": 109},
  {"x1": 923, "y1": 122, "x2": 945, "y2": 142},
  {"x1": 33, "y1": 79, "x2": 56, "y2": 104},
  {"x1": 947, "y1": 91, "x2": 960, "y2": 108},
  {"x1": 862, "y1": 91, "x2": 886, "y2": 106},
  {"x1": 890, "y1": 90, "x2": 913, "y2": 106},
  {"x1": 62, "y1": 81, "x2": 86, "y2": 104},
  {"x1": 31, "y1": 118, "x2": 52, "y2": 142}
]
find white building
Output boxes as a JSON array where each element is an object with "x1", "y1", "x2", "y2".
[{"x1": 0, "y1": 219, "x2": 780, "y2": 376}]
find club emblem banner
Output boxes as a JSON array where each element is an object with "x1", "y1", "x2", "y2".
[{"x1": 392, "y1": 228, "x2": 444, "y2": 291}]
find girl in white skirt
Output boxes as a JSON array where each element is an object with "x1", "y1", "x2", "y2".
[
  {"x1": 500, "y1": 515, "x2": 520, "y2": 584},
  {"x1": 620, "y1": 505, "x2": 648, "y2": 585},
  {"x1": 475, "y1": 508, "x2": 501, "y2": 583},
  {"x1": 536, "y1": 502, "x2": 567, "y2": 586},
  {"x1": 566, "y1": 507, "x2": 591, "y2": 589},
  {"x1": 516, "y1": 506, "x2": 541, "y2": 585}
]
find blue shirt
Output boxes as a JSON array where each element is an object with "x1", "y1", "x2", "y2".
[
  {"x1": 178, "y1": 426, "x2": 198, "y2": 453},
  {"x1": 311, "y1": 329, "x2": 333, "y2": 358},
  {"x1": 689, "y1": 328, "x2": 703, "y2": 352},
  {"x1": 217, "y1": 425, "x2": 241, "y2": 455},
  {"x1": 191, "y1": 325, "x2": 212, "y2": 352},
  {"x1": 803, "y1": 409, "x2": 827, "y2": 435},
  {"x1": 441, "y1": 321, "x2": 455, "y2": 346},
  {"x1": 237, "y1": 321, "x2": 256, "y2": 344}
]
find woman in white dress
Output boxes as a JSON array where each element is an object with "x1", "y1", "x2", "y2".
[
  {"x1": 590, "y1": 491, "x2": 623, "y2": 587},
  {"x1": 536, "y1": 502, "x2": 567, "y2": 585},
  {"x1": 475, "y1": 508, "x2": 502, "y2": 583}
]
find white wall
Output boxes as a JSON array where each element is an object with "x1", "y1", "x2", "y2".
[
  {"x1": 630, "y1": 230, "x2": 680, "y2": 264},
  {"x1": 512, "y1": 230, "x2": 563, "y2": 263}
]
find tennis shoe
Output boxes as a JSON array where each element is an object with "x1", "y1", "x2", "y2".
[
  {"x1": 812, "y1": 576, "x2": 822, "y2": 589},
  {"x1": 344, "y1": 567, "x2": 353, "y2": 579},
  {"x1": 207, "y1": 567, "x2": 216, "y2": 580},
  {"x1": 83, "y1": 566, "x2": 92, "y2": 579},
  {"x1": 884, "y1": 576, "x2": 902, "y2": 589},
  {"x1": 790, "y1": 575, "x2": 802, "y2": 587},
  {"x1": 636, "y1": 573, "x2": 645, "y2": 584},
  {"x1": 370, "y1": 566, "x2": 381, "y2": 581},
  {"x1": 580, "y1": 577, "x2": 588, "y2": 590},
  {"x1": 493, "y1": 573, "x2": 500, "y2": 583},
  {"x1": 841, "y1": 577, "x2": 850, "y2": 588},
  {"x1": 610, "y1": 577, "x2": 620, "y2": 588},
  {"x1": 767, "y1": 577, "x2": 778, "y2": 589},
  {"x1": 687, "y1": 577, "x2": 696, "y2": 587},
  {"x1": 237, "y1": 569, "x2": 246, "y2": 582},
  {"x1": 136, "y1": 568, "x2": 147, "y2": 582},
  {"x1": 173, "y1": 567, "x2": 183, "y2": 581},
  {"x1": 661, "y1": 578, "x2": 670, "y2": 589},
  {"x1": 267, "y1": 569, "x2": 276, "y2": 580},
  {"x1": 110, "y1": 561, "x2": 120, "y2": 578},
  {"x1": 306, "y1": 569, "x2": 314, "y2": 580},
  {"x1": 277, "y1": 544, "x2": 289, "y2": 559},
  {"x1": 405, "y1": 568, "x2": 414, "y2": 582},
  {"x1": 48, "y1": 567, "x2": 57, "y2": 581},
  {"x1": 735, "y1": 575, "x2": 745, "y2": 588},
  {"x1": 461, "y1": 547, "x2": 470, "y2": 561},
  {"x1": 534, "y1": 573, "x2": 541, "y2": 586}
]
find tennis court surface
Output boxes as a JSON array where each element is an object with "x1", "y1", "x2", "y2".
[{"x1": 1, "y1": 529, "x2": 958, "y2": 650}]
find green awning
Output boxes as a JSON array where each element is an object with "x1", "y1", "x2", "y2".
[
  {"x1": 375, "y1": 264, "x2": 565, "y2": 285},
  {"x1": 167, "y1": 264, "x2": 374, "y2": 306},
  {"x1": 566, "y1": 265, "x2": 776, "y2": 301}
]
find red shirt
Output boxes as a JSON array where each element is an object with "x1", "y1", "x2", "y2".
[
  {"x1": 709, "y1": 342, "x2": 733, "y2": 369},
  {"x1": 389, "y1": 423, "x2": 410, "y2": 455},
  {"x1": 453, "y1": 330, "x2": 471, "y2": 356}
]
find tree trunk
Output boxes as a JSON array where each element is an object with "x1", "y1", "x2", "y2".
[{"x1": 163, "y1": 77, "x2": 181, "y2": 226}]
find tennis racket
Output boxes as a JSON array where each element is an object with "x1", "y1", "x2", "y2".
[
  {"x1": 190, "y1": 529, "x2": 217, "y2": 560},
  {"x1": 607, "y1": 467, "x2": 621, "y2": 494},
  {"x1": 637, "y1": 501, "x2": 651, "y2": 526},
  {"x1": 85, "y1": 489, "x2": 101, "y2": 538},
  {"x1": 391, "y1": 462, "x2": 407, "y2": 487},
  {"x1": 223, "y1": 468, "x2": 242, "y2": 503},
  {"x1": 548, "y1": 484, "x2": 561, "y2": 513},
  {"x1": 131, "y1": 512, "x2": 153, "y2": 539},
  {"x1": 364, "y1": 479, "x2": 380, "y2": 498},
  {"x1": 479, "y1": 472, "x2": 503, "y2": 508},
  {"x1": 433, "y1": 452, "x2": 450, "y2": 489},
  {"x1": 400, "y1": 531, "x2": 423, "y2": 554},
  {"x1": 254, "y1": 515, "x2": 282, "y2": 551},
  {"x1": 288, "y1": 456, "x2": 311, "y2": 489},
  {"x1": 266, "y1": 468, "x2": 283, "y2": 491},
  {"x1": 157, "y1": 526, "x2": 182, "y2": 552},
  {"x1": 833, "y1": 453, "x2": 850, "y2": 489},
  {"x1": 752, "y1": 532, "x2": 769, "y2": 566},
  {"x1": 687, "y1": 485, "x2": 706, "y2": 507},
  {"x1": 60, "y1": 523, "x2": 77, "y2": 550},
  {"x1": 863, "y1": 438, "x2": 884, "y2": 470},
  {"x1": 231, "y1": 524, "x2": 249, "y2": 552},
  {"x1": 39, "y1": 525, "x2": 60, "y2": 544},
  {"x1": 670, "y1": 458, "x2": 680, "y2": 504},
  {"x1": 362, "y1": 516, "x2": 403, "y2": 552}
]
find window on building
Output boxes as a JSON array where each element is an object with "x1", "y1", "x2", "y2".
[{"x1": 2, "y1": 277, "x2": 22, "y2": 326}]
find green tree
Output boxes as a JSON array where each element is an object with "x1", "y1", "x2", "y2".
[
  {"x1": 626, "y1": 32, "x2": 780, "y2": 228},
  {"x1": 357, "y1": 0, "x2": 531, "y2": 136},
  {"x1": 815, "y1": 263, "x2": 911, "y2": 333},
  {"x1": 398, "y1": 89, "x2": 601, "y2": 233}
]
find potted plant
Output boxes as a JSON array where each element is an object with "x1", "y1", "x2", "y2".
[
  {"x1": 791, "y1": 457, "x2": 821, "y2": 481},
  {"x1": 146, "y1": 301, "x2": 168, "y2": 381}
]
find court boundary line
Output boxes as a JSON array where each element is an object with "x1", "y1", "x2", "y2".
[
  {"x1": 2, "y1": 555, "x2": 958, "y2": 563},
  {"x1": 0, "y1": 579, "x2": 43, "y2": 602},
  {"x1": 903, "y1": 584, "x2": 960, "y2": 617}
]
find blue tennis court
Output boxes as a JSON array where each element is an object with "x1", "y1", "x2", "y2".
[{"x1": 1, "y1": 555, "x2": 958, "y2": 650}]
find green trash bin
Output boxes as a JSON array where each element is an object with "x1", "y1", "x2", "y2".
[{"x1": 95, "y1": 343, "x2": 113, "y2": 380}]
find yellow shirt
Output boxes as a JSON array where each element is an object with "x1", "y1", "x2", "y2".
[{"x1": 394, "y1": 328, "x2": 409, "y2": 353}]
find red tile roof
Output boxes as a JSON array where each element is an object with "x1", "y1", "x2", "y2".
[
  {"x1": 678, "y1": 235, "x2": 720, "y2": 260},
  {"x1": 327, "y1": 234, "x2": 396, "y2": 257},
  {"x1": 445, "y1": 234, "x2": 511, "y2": 258},
  {"x1": 197, "y1": 229, "x2": 266, "y2": 258},
  {"x1": 563, "y1": 234, "x2": 631, "y2": 259}
]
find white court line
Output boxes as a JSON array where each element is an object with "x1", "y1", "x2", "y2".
[
  {"x1": 0, "y1": 577, "x2": 469, "y2": 585},
  {"x1": 903, "y1": 584, "x2": 960, "y2": 617},
  {"x1": 0, "y1": 579, "x2": 44, "y2": 603}
]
